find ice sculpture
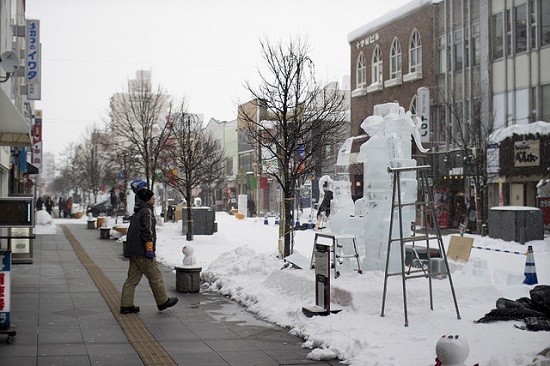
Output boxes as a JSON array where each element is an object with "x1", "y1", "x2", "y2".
[{"x1": 330, "y1": 103, "x2": 428, "y2": 271}]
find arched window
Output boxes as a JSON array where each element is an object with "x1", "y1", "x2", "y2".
[
  {"x1": 356, "y1": 52, "x2": 366, "y2": 88},
  {"x1": 409, "y1": 29, "x2": 422, "y2": 73},
  {"x1": 372, "y1": 46, "x2": 382, "y2": 84},
  {"x1": 390, "y1": 38, "x2": 402, "y2": 79}
]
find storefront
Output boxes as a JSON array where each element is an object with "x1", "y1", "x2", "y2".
[{"x1": 488, "y1": 122, "x2": 550, "y2": 210}]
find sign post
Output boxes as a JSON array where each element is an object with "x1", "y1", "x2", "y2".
[
  {"x1": 0, "y1": 251, "x2": 15, "y2": 343},
  {"x1": 302, "y1": 243, "x2": 341, "y2": 317}
]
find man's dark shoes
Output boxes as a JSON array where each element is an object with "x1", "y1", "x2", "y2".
[
  {"x1": 120, "y1": 305, "x2": 140, "y2": 314},
  {"x1": 158, "y1": 297, "x2": 178, "y2": 311}
]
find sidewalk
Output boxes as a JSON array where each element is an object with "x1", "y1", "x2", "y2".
[{"x1": 0, "y1": 222, "x2": 340, "y2": 366}]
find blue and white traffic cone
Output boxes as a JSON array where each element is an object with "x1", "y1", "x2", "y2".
[
  {"x1": 523, "y1": 245, "x2": 538, "y2": 285},
  {"x1": 307, "y1": 218, "x2": 313, "y2": 229},
  {"x1": 295, "y1": 219, "x2": 300, "y2": 227},
  {"x1": 264, "y1": 214, "x2": 268, "y2": 225},
  {"x1": 274, "y1": 215, "x2": 279, "y2": 225}
]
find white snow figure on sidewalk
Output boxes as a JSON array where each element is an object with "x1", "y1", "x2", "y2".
[{"x1": 330, "y1": 102, "x2": 428, "y2": 271}]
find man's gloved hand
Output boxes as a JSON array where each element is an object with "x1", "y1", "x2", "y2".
[{"x1": 145, "y1": 242, "x2": 154, "y2": 261}]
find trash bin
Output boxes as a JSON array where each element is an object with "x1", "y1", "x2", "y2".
[
  {"x1": 488, "y1": 206, "x2": 544, "y2": 243},
  {"x1": 100, "y1": 227, "x2": 111, "y2": 239},
  {"x1": 181, "y1": 207, "x2": 217, "y2": 235},
  {"x1": 175, "y1": 266, "x2": 202, "y2": 293},
  {"x1": 97, "y1": 217, "x2": 106, "y2": 229}
]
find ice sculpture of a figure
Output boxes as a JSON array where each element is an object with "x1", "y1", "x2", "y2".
[
  {"x1": 315, "y1": 176, "x2": 333, "y2": 230},
  {"x1": 330, "y1": 103, "x2": 428, "y2": 271}
]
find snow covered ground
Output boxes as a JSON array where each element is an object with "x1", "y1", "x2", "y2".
[{"x1": 36, "y1": 210, "x2": 550, "y2": 366}]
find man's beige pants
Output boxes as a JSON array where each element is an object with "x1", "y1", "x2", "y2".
[{"x1": 121, "y1": 256, "x2": 169, "y2": 307}]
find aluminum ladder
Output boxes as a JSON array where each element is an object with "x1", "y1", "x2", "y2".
[
  {"x1": 310, "y1": 233, "x2": 363, "y2": 278},
  {"x1": 380, "y1": 165, "x2": 461, "y2": 326}
]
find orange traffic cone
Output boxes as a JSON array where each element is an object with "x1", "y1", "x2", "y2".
[{"x1": 523, "y1": 245, "x2": 538, "y2": 285}]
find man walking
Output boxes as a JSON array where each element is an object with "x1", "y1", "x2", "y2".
[{"x1": 120, "y1": 187, "x2": 178, "y2": 314}]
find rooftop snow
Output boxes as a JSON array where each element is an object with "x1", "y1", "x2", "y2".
[
  {"x1": 489, "y1": 121, "x2": 550, "y2": 144},
  {"x1": 347, "y1": 0, "x2": 436, "y2": 43}
]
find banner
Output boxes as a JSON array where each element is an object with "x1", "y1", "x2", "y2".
[
  {"x1": 32, "y1": 110, "x2": 42, "y2": 168},
  {"x1": 26, "y1": 19, "x2": 41, "y2": 100},
  {"x1": 0, "y1": 251, "x2": 11, "y2": 328},
  {"x1": 417, "y1": 87, "x2": 430, "y2": 143}
]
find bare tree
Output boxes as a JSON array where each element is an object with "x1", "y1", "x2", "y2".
[
  {"x1": 75, "y1": 125, "x2": 113, "y2": 203},
  {"x1": 57, "y1": 143, "x2": 81, "y2": 198},
  {"x1": 437, "y1": 84, "x2": 498, "y2": 233},
  {"x1": 108, "y1": 74, "x2": 172, "y2": 189},
  {"x1": 160, "y1": 106, "x2": 225, "y2": 241},
  {"x1": 240, "y1": 36, "x2": 348, "y2": 257}
]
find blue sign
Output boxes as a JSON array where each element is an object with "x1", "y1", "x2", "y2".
[{"x1": 0, "y1": 251, "x2": 10, "y2": 271}]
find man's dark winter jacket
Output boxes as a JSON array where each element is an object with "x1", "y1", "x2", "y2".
[{"x1": 123, "y1": 200, "x2": 156, "y2": 257}]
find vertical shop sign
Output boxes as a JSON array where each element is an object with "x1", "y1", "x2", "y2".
[
  {"x1": 32, "y1": 110, "x2": 42, "y2": 168},
  {"x1": 0, "y1": 251, "x2": 11, "y2": 328},
  {"x1": 417, "y1": 87, "x2": 430, "y2": 143},
  {"x1": 26, "y1": 19, "x2": 41, "y2": 100}
]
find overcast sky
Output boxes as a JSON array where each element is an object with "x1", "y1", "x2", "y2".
[{"x1": 25, "y1": 0, "x2": 411, "y2": 155}]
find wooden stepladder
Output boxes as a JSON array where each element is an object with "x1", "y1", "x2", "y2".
[
  {"x1": 310, "y1": 233, "x2": 362, "y2": 279},
  {"x1": 380, "y1": 165, "x2": 461, "y2": 326}
]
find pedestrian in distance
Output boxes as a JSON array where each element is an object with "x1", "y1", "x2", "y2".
[
  {"x1": 130, "y1": 179, "x2": 147, "y2": 204},
  {"x1": 36, "y1": 196, "x2": 44, "y2": 211},
  {"x1": 110, "y1": 188, "x2": 118, "y2": 217},
  {"x1": 65, "y1": 197, "x2": 73, "y2": 218},
  {"x1": 120, "y1": 187, "x2": 178, "y2": 314},
  {"x1": 45, "y1": 196, "x2": 54, "y2": 215},
  {"x1": 58, "y1": 197, "x2": 65, "y2": 218}
]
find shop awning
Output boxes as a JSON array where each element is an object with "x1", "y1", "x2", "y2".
[
  {"x1": 26, "y1": 162, "x2": 39, "y2": 174},
  {"x1": 0, "y1": 88, "x2": 32, "y2": 147}
]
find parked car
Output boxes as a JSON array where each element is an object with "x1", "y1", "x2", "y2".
[{"x1": 86, "y1": 200, "x2": 126, "y2": 217}]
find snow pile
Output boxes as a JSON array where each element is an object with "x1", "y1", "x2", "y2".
[
  {"x1": 41, "y1": 211, "x2": 550, "y2": 365},
  {"x1": 35, "y1": 210, "x2": 56, "y2": 234},
  {"x1": 154, "y1": 212, "x2": 550, "y2": 366}
]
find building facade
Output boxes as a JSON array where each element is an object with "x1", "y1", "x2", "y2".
[
  {"x1": 0, "y1": 0, "x2": 36, "y2": 198},
  {"x1": 348, "y1": 0, "x2": 550, "y2": 230},
  {"x1": 488, "y1": 0, "x2": 550, "y2": 209}
]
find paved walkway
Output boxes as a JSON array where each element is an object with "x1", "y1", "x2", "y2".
[{"x1": 0, "y1": 223, "x2": 341, "y2": 366}]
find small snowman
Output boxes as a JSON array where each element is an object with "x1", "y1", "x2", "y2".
[
  {"x1": 435, "y1": 334, "x2": 471, "y2": 366},
  {"x1": 182, "y1": 244, "x2": 197, "y2": 267}
]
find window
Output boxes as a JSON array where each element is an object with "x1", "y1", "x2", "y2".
[
  {"x1": 506, "y1": 9, "x2": 513, "y2": 56},
  {"x1": 531, "y1": 86, "x2": 538, "y2": 122},
  {"x1": 542, "y1": 84, "x2": 550, "y2": 121},
  {"x1": 226, "y1": 157, "x2": 233, "y2": 175},
  {"x1": 492, "y1": 13, "x2": 504, "y2": 59},
  {"x1": 409, "y1": 29, "x2": 422, "y2": 73},
  {"x1": 516, "y1": 3, "x2": 528, "y2": 53},
  {"x1": 372, "y1": 46, "x2": 382, "y2": 84},
  {"x1": 390, "y1": 38, "x2": 402, "y2": 79},
  {"x1": 356, "y1": 52, "x2": 366, "y2": 88},
  {"x1": 542, "y1": 0, "x2": 550, "y2": 46},
  {"x1": 437, "y1": 35, "x2": 446, "y2": 74},
  {"x1": 454, "y1": 29, "x2": 463, "y2": 69},
  {"x1": 530, "y1": 0, "x2": 538, "y2": 49},
  {"x1": 472, "y1": 23, "x2": 481, "y2": 65}
]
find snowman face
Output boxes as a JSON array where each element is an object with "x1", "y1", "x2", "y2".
[
  {"x1": 182, "y1": 245, "x2": 194, "y2": 256},
  {"x1": 435, "y1": 334, "x2": 469, "y2": 364}
]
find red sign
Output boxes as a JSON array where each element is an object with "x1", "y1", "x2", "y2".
[{"x1": 539, "y1": 197, "x2": 550, "y2": 229}]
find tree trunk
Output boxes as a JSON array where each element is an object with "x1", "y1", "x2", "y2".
[
  {"x1": 186, "y1": 187, "x2": 193, "y2": 241},
  {"x1": 283, "y1": 193, "x2": 293, "y2": 257}
]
